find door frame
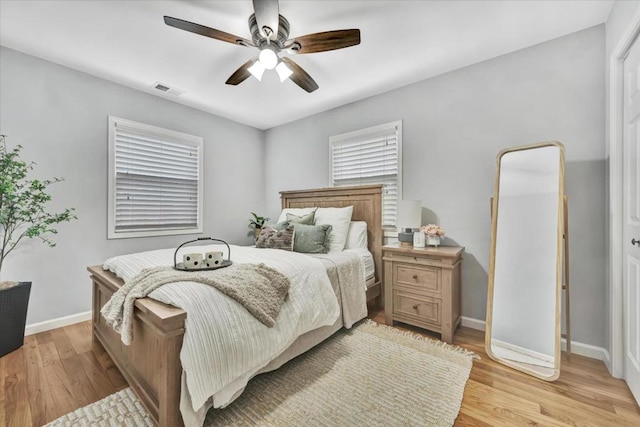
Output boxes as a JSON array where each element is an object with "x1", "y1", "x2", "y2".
[{"x1": 609, "y1": 8, "x2": 640, "y2": 379}]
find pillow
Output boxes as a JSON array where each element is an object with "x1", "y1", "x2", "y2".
[
  {"x1": 292, "y1": 223, "x2": 332, "y2": 254},
  {"x1": 277, "y1": 207, "x2": 316, "y2": 223},
  {"x1": 263, "y1": 220, "x2": 290, "y2": 231},
  {"x1": 314, "y1": 206, "x2": 354, "y2": 252},
  {"x1": 345, "y1": 221, "x2": 368, "y2": 249},
  {"x1": 255, "y1": 225, "x2": 294, "y2": 251},
  {"x1": 286, "y1": 209, "x2": 316, "y2": 225}
]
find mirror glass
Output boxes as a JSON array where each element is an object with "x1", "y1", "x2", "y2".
[{"x1": 487, "y1": 142, "x2": 564, "y2": 380}]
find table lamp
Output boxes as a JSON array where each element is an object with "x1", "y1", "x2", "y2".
[{"x1": 397, "y1": 200, "x2": 422, "y2": 246}]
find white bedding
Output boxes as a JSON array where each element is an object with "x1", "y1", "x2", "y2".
[
  {"x1": 345, "y1": 248, "x2": 375, "y2": 280},
  {"x1": 102, "y1": 244, "x2": 366, "y2": 426}
]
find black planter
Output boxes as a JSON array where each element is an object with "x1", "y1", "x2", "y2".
[{"x1": 0, "y1": 281, "x2": 31, "y2": 357}]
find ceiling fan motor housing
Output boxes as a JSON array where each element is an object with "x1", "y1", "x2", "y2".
[{"x1": 249, "y1": 13, "x2": 290, "y2": 48}]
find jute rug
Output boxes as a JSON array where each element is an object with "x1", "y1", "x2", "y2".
[{"x1": 46, "y1": 320, "x2": 477, "y2": 427}]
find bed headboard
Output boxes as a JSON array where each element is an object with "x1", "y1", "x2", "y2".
[{"x1": 280, "y1": 185, "x2": 383, "y2": 290}]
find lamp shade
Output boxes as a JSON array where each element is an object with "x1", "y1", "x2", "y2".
[
  {"x1": 397, "y1": 200, "x2": 422, "y2": 230},
  {"x1": 276, "y1": 61, "x2": 293, "y2": 82},
  {"x1": 248, "y1": 61, "x2": 266, "y2": 81},
  {"x1": 258, "y1": 47, "x2": 278, "y2": 70}
]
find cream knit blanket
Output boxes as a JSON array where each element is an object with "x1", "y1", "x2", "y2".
[{"x1": 101, "y1": 264, "x2": 290, "y2": 345}]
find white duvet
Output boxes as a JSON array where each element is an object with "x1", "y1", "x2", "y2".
[{"x1": 103, "y1": 244, "x2": 341, "y2": 423}]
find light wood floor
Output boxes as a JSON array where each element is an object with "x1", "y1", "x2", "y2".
[{"x1": 2, "y1": 312, "x2": 640, "y2": 426}]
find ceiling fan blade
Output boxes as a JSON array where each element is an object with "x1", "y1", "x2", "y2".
[
  {"x1": 225, "y1": 58, "x2": 259, "y2": 85},
  {"x1": 287, "y1": 29, "x2": 360, "y2": 54},
  {"x1": 164, "y1": 16, "x2": 252, "y2": 47},
  {"x1": 252, "y1": 0, "x2": 279, "y2": 40},
  {"x1": 281, "y1": 57, "x2": 319, "y2": 93}
]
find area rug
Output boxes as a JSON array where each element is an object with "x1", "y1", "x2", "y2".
[{"x1": 46, "y1": 320, "x2": 477, "y2": 427}]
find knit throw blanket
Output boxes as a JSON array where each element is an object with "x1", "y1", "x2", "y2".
[{"x1": 101, "y1": 264, "x2": 290, "y2": 345}]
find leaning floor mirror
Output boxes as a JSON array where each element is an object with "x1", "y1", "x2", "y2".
[{"x1": 486, "y1": 141, "x2": 565, "y2": 381}]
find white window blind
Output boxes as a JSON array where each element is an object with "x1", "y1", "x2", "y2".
[
  {"x1": 330, "y1": 121, "x2": 402, "y2": 229},
  {"x1": 108, "y1": 117, "x2": 203, "y2": 239}
]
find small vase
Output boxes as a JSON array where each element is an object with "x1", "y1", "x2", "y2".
[{"x1": 426, "y1": 235, "x2": 441, "y2": 247}]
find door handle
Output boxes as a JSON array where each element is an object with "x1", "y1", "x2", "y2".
[{"x1": 633, "y1": 238, "x2": 640, "y2": 247}]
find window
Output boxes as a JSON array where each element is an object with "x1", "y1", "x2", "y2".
[
  {"x1": 107, "y1": 116, "x2": 203, "y2": 239},
  {"x1": 330, "y1": 120, "x2": 402, "y2": 232}
]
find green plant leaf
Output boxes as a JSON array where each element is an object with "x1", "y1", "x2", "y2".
[{"x1": 0, "y1": 135, "x2": 77, "y2": 273}]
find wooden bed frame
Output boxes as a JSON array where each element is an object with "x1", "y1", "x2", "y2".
[{"x1": 88, "y1": 184, "x2": 383, "y2": 426}]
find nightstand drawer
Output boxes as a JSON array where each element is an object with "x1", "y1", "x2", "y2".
[
  {"x1": 395, "y1": 264, "x2": 441, "y2": 293},
  {"x1": 383, "y1": 244, "x2": 463, "y2": 343},
  {"x1": 393, "y1": 290, "x2": 441, "y2": 326}
]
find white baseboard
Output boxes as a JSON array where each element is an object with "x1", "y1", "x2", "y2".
[
  {"x1": 561, "y1": 338, "x2": 609, "y2": 361},
  {"x1": 460, "y1": 316, "x2": 608, "y2": 361},
  {"x1": 25, "y1": 310, "x2": 92, "y2": 336},
  {"x1": 603, "y1": 348, "x2": 613, "y2": 372},
  {"x1": 492, "y1": 338, "x2": 554, "y2": 367},
  {"x1": 461, "y1": 316, "x2": 486, "y2": 331}
]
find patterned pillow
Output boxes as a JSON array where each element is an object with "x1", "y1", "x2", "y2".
[
  {"x1": 286, "y1": 209, "x2": 316, "y2": 225},
  {"x1": 255, "y1": 225, "x2": 295, "y2": 251}
]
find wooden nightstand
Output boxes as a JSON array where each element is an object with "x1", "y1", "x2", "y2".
[{"x1": 383, "y1": 243, "x2": 464, "y2": 343}]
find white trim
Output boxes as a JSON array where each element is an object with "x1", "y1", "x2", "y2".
[
  {"x1": 493, "y1": 338, "x2": 554, "y2": 367},
  {"x1": 25, "y1": 310, "x2": 92, "y2": 336},
  {"x1": 107, "y1": 116, "x2": 204, "y2": 240},
  {"x1": 329, "y1": 120, "x2": 403, "y2": 228},
  {"x1": 560, "y1": 339, "x2": 610, "y2": 362},
  {"x1": 460, "y1": 316, "x2": 608, "y2": 361},
  {"x1": 608, "y1": 7, "x2": 640, "y2": 379},
  {"x1": 461, "y1": 316, "x2": 486, "y2": 331},
  {"x1": 603, "y1": 347, "x2": 612, "y2": 371}
]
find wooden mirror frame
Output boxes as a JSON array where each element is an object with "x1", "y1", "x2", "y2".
[{"x1": 485, "y1": 141, "x2": 566, "y2": 381}]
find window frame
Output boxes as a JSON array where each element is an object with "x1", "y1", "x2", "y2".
[
  {"x1": 107, "y1": 116, "x2": 204, "y2": 239},
  {"x1": 329, "y1": 120, "x2": 403, "y2": 237}
]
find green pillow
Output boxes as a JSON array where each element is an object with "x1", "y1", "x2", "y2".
[
  {"x1": 293, "y1": 223, "x2": 332, "y2": 254},
  {"x1": 286, "y1": 209, "x2": 316, "y2": 225},
  {"x1": 264, "y1": 220, "x2": 290, "y2": 231}
]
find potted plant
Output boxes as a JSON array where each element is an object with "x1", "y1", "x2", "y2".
[
  {"x1": 248, "y1": 212, "x2": 269, "y2": 240},
  {"x1": 0, "y1": 135, "x2": 76, "y2": 357},
  {"x1": 421, "y1": 224, "x2": 446, "y2": 247}
]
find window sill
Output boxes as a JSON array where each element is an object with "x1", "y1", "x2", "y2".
[{"x1": 108, "y1": 226, "x2": 203, "y2": 240}]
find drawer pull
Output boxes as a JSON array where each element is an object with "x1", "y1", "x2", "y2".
[
  {"x1": 412, "y1": 274, "x2": 418, "y2": 279},
  {"x1": 413, "y1": 304, "x2": 419, "y2": 310}
]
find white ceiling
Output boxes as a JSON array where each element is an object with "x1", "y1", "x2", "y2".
[{"x1": 0, "y1": 0, "x2": 613, "y2": 130}]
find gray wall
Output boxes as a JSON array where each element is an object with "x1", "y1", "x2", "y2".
[
  {"x1": 604, "y1": 0, "x2": 640, "y2": 364},
  {"x1": 264, "y1": 26, "x2": 606, "y2": 347},
  {"x1": 0, "y1": 47, "x2": 264, "y2": 324}
]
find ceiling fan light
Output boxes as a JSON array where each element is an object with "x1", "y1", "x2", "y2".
[
  {"x1": 248, "y1": 61, "x2": 266, "y2": 81},
  {"x1": 258, "y1": 47, "x2": 278, "y2": 70},
  {"x1": 276, "y1": 61, "x2": 293, "y2": 82}
]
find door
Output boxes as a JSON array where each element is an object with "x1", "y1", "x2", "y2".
[{"x1": 623, "y1": 33, "x2": 640, "y2": 403}]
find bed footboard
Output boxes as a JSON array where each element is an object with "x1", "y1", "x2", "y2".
[{"x1": 88, "y1": 266, "x2": 186, "y2": 427}]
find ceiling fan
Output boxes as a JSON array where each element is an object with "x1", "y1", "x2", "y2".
[{"x1": 164, "y1": 0, "x2": 360, "y2": 93}]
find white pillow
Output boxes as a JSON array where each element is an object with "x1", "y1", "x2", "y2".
[
  {"x1": 345, "y1": 221, "x2": 368, "y2": 249},
  {"x1": 315, "y1": 206, "x2": 353, "y2": 252},
  {"x1": 277, "y1": 206, "x2": 354, "y2": 252}
]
